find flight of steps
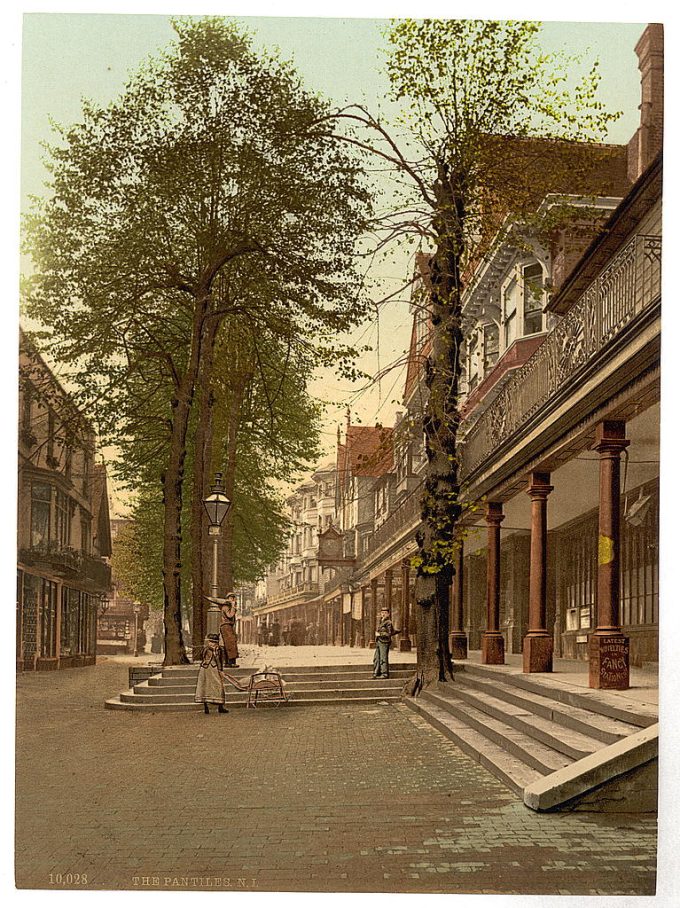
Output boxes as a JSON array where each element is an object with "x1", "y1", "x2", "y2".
[
  {"x1": 105, "y1": 662, "x2": 414, "y2": 711},
  {"x1": 404, "y1": 662, "x2": 658, "y2": 809}
]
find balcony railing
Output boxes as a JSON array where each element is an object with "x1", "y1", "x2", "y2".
[
  {"x1": 362, "y1": 480, "x2": 425, "y2": 561},
  {"x1": 19, "y1": 541, "x2": 83, "y2": 574},
  {"x1": 18, "y1": 542, "x2": 111, "y2": 589},
  {"x1": 258, "y1": 582, "x2": 320, "y2": 608},
  {"x1": 461, "y1": 233, "x2": 661, "y2": 479}
]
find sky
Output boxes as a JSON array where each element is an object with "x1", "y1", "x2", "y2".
[{"x1": 17, "y1": 10, "x2": 649, "y2": 510}]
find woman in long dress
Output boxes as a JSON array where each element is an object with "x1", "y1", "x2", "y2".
[{"x1": 194, "y1": 634, "x2": 228, "y2": 714}]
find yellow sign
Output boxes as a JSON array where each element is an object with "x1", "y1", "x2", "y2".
[{"x1": 598, "y1": 534, "x2": 614, "y2": 565}]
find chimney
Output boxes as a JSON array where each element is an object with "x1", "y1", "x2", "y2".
[{"x1": 627, "y1": 24, "x2": 664, "y2": 182}]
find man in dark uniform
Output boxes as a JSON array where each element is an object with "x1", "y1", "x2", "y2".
[{"x1": 373, "y1": 606, "x2": 400, "y2": 679}]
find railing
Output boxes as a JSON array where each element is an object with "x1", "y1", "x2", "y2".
[
  {"x1": 19, "y1": 542, "x2": 82, "y2": 573},
  {"x1": 20, "y1": 542, "x2": 112, "y2": 589},
  {"x1": 362, "y1": 480, "x2": 425, "y2": 560},
  {"x1": 82, "y1": 554, "x2": 112, "y2": 590},
  {"x1": 259, "y1": 582, "x2": 320, "y2": 608},
  {"x1": 461, "y1": 234, "x2": 661, "y2": 478}
]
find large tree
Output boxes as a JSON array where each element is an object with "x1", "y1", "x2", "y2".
[
  {"x1": 321, "y1": 19, "x2": 621, "y2": 686},
  {"x1": 23, "y1": 16, "x2": 372, "y2": 663}
]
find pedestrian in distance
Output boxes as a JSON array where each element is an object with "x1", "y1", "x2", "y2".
[
  {"x1": 373, "y1": 606, "x2": 400, "y2": 679},
  {"x1": 194, "y1": 634, "x2": 229, "y2": 715}
]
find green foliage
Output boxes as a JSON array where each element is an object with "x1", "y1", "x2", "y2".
[
  {"x1": 21, "y1": 16, "x2": 374, "y2": 637},
  {"x1": 377, "y1": 19, "x2": 622, "y2": 578}
]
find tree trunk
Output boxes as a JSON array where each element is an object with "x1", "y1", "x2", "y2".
[
  {"x1": 162, "y1": 294, "x2": 211, "y2": 666},
  {"x1": 414, "y1": 176, "x2": 464, "y2": 687}
]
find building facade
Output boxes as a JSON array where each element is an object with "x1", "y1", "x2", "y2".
[
  {"x1": 251, "y1": 25, "x2": 662, "y2": 688},
  {"x1": 17, "y1": 330, "x2": 113, "y2": 671}
]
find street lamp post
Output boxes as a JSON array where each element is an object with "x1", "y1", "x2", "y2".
[
  {"x1": 132, "y1": 601, "x2": 141, "y2": 658},
  {"x1": 203, "y1": 472, "x2": 232, "y2": 636}
]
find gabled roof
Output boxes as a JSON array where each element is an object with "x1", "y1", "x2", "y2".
[
  {"x1": 338, "y1": 425, "x2": 394, "y2": 478},
  {"x1": 91, "y1": 463, "x2": 112, "y2": 558}
]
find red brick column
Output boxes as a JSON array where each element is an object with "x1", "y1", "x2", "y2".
[
  {"x1": 399, "y1": 560, "x2": 412, "y2": 652},
  {"x1": 450, "y1": 543, "x2": 468, "y2": 659},
  {"x1": 523, "y1": 471, "x2": 554, "y2": 673},
  {"x1": 369, "y1": 577, "x2": 378, "y2": 648},
  {"x1": 360, "y1": 585, "x2": 368, "y2": 647},
  {"x1": 482, "y1": 502, "x2": 505, "y2": 665},
  {"x1": 590, "y1": 421, "x2": 631, "y2": 690}
]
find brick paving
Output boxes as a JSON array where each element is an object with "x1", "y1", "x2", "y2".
[{"x1": 15, "y1": 661, "x2": 657, "y2": 894}]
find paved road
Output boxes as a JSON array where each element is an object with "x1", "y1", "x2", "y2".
[{"x1": 15, "y1": 661, "x2": 657, "y2": 894}]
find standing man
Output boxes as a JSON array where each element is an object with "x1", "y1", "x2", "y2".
[
  {"x1": 219, "y1": 592, "x2": 239, "y2": 667},
  {"x1": 373, "y1": 606, "x2": 400, "y2": 679},
  {"x1": 204, "y1": 592, "x2": 240, "y2": 666}
]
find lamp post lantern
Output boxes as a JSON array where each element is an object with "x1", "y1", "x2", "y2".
[
  {"x1": 203, "y1": 472, "x2": 232, "y2": 635},
  {"x1": 132, "y1": 601, "x2": 142, "y2": 658}
]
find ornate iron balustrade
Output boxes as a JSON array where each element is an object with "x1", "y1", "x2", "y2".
[
  {"x1": 262, "y1": 582, "x2": 320, "y2": 607},
  {"x1": 461, "y1": 234, "x2": 662, "y2": 479},
  {"x1": 362, "y1": 479, "x2": 425, "y2": 560},
  {"x1": 19, "y1": 541, "x2": 83, "y2": 573}
]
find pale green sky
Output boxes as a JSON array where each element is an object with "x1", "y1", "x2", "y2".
[{"x1": 20, "y1": 13, "x2": 647, "y2": 505}]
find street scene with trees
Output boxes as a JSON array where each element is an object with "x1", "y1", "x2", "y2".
[{"x1": 15, "y1": 12, "x2": 669, "y2": 899}]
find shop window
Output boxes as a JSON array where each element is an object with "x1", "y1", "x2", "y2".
[
  {"x1": 40, "y1": 579, "x2": 58, "y2": 658},
  {"x1": 30, "y1": 482, "x2": 52, "y2": 548},
  {"x1": 621, "y1": 482, "x2": 659, "y2": 627},
  {"x1": 16, "y1": 570, "x2": 23, "y2": 661},
  {"x1": 55, "y1": 490, "x2": 71, "y2": 548},
  {"x1": 22, "y1": 574, "x2": 41, "y2": 661}
]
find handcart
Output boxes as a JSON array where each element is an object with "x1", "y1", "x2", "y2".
[{"x1": 246, "y1": 670, "x2": 288, "y2": 708}]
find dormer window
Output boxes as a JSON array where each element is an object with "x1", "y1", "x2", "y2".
[
  {"x1": 501, "y1": 260, "x2": 546, "y2": 350},
  {"x1": 503, "y1": 277, "x2": 518, "y2": 348},
  {"x1": 523, "y1": 262, "x2": 544, "y2": 335}
]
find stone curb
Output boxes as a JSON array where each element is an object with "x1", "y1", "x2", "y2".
[{"x1": 523, "y1": 722, "x2": 659, "y2": 811}]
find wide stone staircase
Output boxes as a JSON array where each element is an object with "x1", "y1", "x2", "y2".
[
  {"x1": 404, "y1": 662, "x2": 658, "y2": 811},
  {"x1": 105, "y1": 662, "x2": 414, "y2": 711}
]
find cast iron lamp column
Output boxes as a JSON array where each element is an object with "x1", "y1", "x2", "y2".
[
  {"x1": 132, "y1": 601, "x2": 141, "y2": 658},
  {"x1": 203, "y1": 472, "x2": 232, "y2": 637}
]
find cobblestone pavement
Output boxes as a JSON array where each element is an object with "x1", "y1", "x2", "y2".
[{"x1": 15, "y1": 662, "x2": 657, "y2": 895}]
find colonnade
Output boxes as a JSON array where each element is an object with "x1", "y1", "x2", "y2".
[{"x1": 450, "y1": 419, "x2": 631, "y2": 690}]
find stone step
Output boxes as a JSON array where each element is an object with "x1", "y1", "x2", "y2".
[
  {"x1": 403, "y1": 696, "x2": 542, "y2": 796},
  {"x1": 121, "y1": 684, "x2": 400, "y2": 704},
  {"x1": 147, "y1": 669, "x2": 411, "y2": 687},
  {"x1": 421, "y1": 690, "x2": 572, "y2": 775},
  {"x1": 459, "y1": 663, "x2": 657, "y2": 728},
  {"x1": 105, "y1": 693, "x2": 400, "y2": 711},
  {"x1": 443, "y1": 683, "x2": 603, "y2": 760},
  {"x1": 140, "y1": 676, "x2": 407, "y2": 694},
  {"x1": 159, "y1": 662, "x2": 415, "y2": 676},
  {"x1": 457, "y1": 672, "x2": 640, "y2": 744}
]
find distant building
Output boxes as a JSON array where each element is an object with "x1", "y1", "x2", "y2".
[
  {"x1": 97, "y1": 518, "x2": 150, "y2": 656},
  {"x1": 17, "y1": 330, "x2": 112, "y2": 671}
]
